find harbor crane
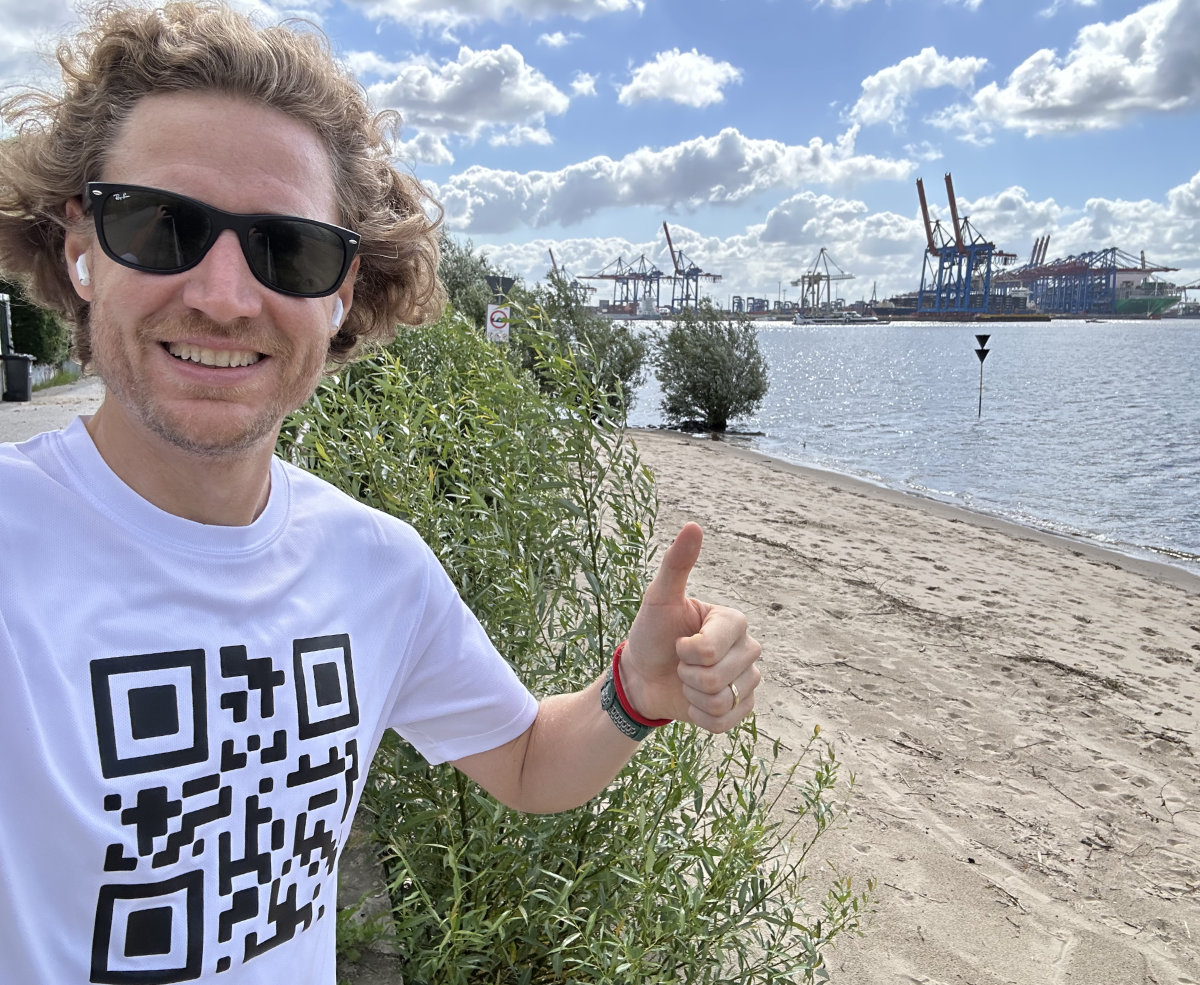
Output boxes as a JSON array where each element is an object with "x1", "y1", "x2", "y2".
[
  {"x1": 791, "y1": 248, "x2": 854, "y2": 313},
  {"x1": 579, "y1": 253, "x2": 665, "y2": 313},
  {"x1": 994, "y1": 246, "x2": 1179, "y2": 316},
  {"x1": 1027, "y1": 235, "x2": 1051, "y2": 267},
  {"x1": 662, "y1": 223, "x2": 722, "y2": 311},
  {"x1": 547, "y1": 248, "x2": 594, "y2": 305},
  {"x1": 916, "y1": 173, "x2": 1016, "y2": 316}
]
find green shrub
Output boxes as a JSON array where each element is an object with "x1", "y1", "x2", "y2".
[
  {"x1": 521, "y1": 272, "x2": 649, "y2": 412},
  {"x1": 438, "y1": 235, "x2": 508, "y2": 329},
  {"x1": 278, "y1": 312, "x2": 868, "y2": 984},
  {"x1": 1, "y1": 279, "x2": 69, "y2": 365},
  {"x1": 655, "y1": 301, "x2": 768, "y2": 431}
]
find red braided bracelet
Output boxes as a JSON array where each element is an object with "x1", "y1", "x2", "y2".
[{"x1": 611, "y1": 640, "x2": 673, "y2": 727}]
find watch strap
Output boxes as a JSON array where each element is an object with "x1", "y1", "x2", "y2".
[
  {"x1": 601, "y1": 668, "x2": 655, "y2": 741},
  {"x1": 600, "y1": 640, "x2": 672, "y2": 741}
]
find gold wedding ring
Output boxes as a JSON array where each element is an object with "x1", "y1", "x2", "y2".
[{"x1": 729, "y1": 681, "x2": 741, "y2": 711}]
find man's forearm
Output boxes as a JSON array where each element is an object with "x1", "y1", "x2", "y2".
[{"x1": 452, "y1": 674, "x2": 648, "y2": 814}]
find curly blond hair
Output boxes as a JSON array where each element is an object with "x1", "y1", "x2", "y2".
[{"x1": 0, "y1": 0, "x2": 445, "y2": 366}]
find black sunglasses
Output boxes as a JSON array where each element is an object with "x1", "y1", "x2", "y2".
[{"x1": 85, "y1": 182, "x2": 359, "y2": 298}]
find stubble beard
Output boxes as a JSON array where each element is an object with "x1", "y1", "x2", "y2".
[{"x1": 87, "y1": 306, "x2": 325, "y2": 459}]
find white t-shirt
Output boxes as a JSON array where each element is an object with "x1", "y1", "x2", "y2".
[{"x1": 0, "y1": 417, "x2": 539, "y2": 984}]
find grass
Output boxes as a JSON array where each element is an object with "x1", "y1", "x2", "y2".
[{"x1": 33, "y1": 366, "x2": 82, "y2": 391}]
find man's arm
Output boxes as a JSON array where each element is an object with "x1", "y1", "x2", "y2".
[{"x1": 452, "y1": 523, "x2": 762, "y2": 814}]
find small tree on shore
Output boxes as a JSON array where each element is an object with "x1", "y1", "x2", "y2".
[{"x1": 655, "y1": 300, "x2": 768, "y2": 431}]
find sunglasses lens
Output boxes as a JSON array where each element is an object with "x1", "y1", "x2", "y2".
[
  {"x1": 245, "y1": 219, "x2": 347, "y2": 296},
  {"x1": 99, "y1": 189, "x2": 211, "y2": 271}
]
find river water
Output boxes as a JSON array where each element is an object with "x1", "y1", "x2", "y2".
[{"x1": 626, "y1": 317, "x2": 1200, "y2": 578}]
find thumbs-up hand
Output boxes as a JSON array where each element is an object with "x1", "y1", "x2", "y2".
[{"x1": 618, "y1": 522, "x2": 761, "y2": 732}]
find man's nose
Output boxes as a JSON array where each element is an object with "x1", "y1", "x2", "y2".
[{"x1": 178, "y1": 229, "x2": 265, "y2": 323}]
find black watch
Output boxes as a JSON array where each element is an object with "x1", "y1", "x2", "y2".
[{"x1": 600, "y1": 667, "x2": 655, "y2": 741}]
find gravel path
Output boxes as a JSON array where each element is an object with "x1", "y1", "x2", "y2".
[{"x1": 0, "y1": 373, "x2": 104, "y2": 443}]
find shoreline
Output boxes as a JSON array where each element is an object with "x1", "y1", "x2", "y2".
[
  {"x1": 7, "y1": 378, "x2": 1194, "y2": 589},
  {"x1": 633, "y1": 427, "x2": 1200, "y2": 594}
]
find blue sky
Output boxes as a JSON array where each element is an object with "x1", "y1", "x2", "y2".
[{"x1": 3, "y1": 0, "x2": 1197, "y2": 305}]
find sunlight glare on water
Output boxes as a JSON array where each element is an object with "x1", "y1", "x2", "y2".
[{"x1": 627, "y1": 318, "x2": 1200, "y2": 576}]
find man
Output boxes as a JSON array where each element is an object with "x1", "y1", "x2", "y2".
[{"x1": 0, "y1": 3, "x2": 760, "y2": 982}]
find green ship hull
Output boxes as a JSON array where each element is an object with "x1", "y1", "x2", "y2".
[
  {"x1": 1109, "y1": 279, "x2": 1180, "y2": 317},
  {"x1": 1112, "y1": 294, "x2": 1181, "y2": 317}
]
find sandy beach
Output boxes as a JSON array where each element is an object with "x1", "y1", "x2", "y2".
[
  {"x1": 4, "y1": 379, "x2": 1197, "y2": 983},
  {"x1": 632, "y1": 427, "x2": 1199, "y2": 985}
]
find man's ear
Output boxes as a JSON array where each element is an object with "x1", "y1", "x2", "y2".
[{"x1": 64, "y1": 198, "x2": 92, "y2": 301}]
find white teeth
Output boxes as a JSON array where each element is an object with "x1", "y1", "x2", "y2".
[{"x1": 166, "y1": 343, "x2": 262, "y2": 368}]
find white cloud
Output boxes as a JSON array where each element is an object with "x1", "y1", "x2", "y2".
[
  {"x1": 489, "y1": 124, "x2": 554, "y2": 146},
  {"x1": 366, "y1": 44, "x2": 569, "y2": 162},
  {"x1": 0, "y1": 0, "x2": 83, "y2": 90},
  {"x1": 933, "y1": 0, "x2": 1199, "y2": 139},
  {"x1": 343, "y1": 0, "x2": 644, "y2": 31},
  {"x1": 393, "y1": 131, "x2": 457, "y2": 168},
  {"x1": 902, "y1": 140, "x2": 944, "y2": 162},
  {"x1": 1039, "y1": 0, "x2": 1099, "y2": 18},
  {"x1": 849, "y1": 47, "x2": 988, "y2": 127},
  {"x1": 618, "y1": 48, "x2": 742, "y2": 108},
  {"x1": 571, "y1": 72, "x2": 598, "y2": 97},
  {"x1": 431, "y1": 126, "x2": 913, "y2": 233},
  {"x1": 344, "y1": 49, "x2": 413, "y2": 78},
  {"x1": 538, "y1": 31, "x2": 579, "y2": 47},
  {"x1": 816, "y1": 0, "x2": 979, "y2": 7},
  {"x1": 1167, "y1": 170, "x2": 1200, "y2": 219}
]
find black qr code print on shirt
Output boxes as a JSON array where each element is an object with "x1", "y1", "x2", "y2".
[{"x1": 87, "y1": 634, "x2": 361, "y2": 983}]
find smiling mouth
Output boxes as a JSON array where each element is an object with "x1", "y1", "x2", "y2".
[{"x1": 165, "y1": 342, "x2": 263, "y2": 368}]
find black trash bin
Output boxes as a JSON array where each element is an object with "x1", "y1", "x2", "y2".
[{"x1": 2, "y1": 353, "x2": 34, "y2": 402}]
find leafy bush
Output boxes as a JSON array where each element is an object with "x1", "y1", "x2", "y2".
[
  {"x1": 1, "y1": 278, "x2": 69, "y2": 365},
  {"x1": 277, "y1": 312, "x2": 868, "y2": 984},
  {"x1": 438, "y1": 235, "x2": 511, "y2": 329},
  {"x1": 516, "y1": 272, "x2": 649, "y2": 412},
  {"x1": 436, "y1": 236, "x2": 648, "y2": 415},
  {"x1": 655, "y1": 301, "x2": 768, "y2": 431}
]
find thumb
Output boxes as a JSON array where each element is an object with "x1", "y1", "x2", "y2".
[{"x1": 645, "y1": 522, "x2": 703, "y2": 605}]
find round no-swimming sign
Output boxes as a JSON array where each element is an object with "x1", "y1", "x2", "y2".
[{"x1": 486, "y1": 304, "x2": 510, "y2": 342}]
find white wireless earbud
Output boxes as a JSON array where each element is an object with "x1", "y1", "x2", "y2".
[
  {"x1": 75, "y1": 255, "x2": 91, "y2": 287},
  {"x1": 331, "y1": 297, "x2": 344, "y2": 330}
]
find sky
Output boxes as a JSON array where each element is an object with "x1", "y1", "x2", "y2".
[{"x1": 2, "y1": 0, "x2": 1198, "y2": 308}]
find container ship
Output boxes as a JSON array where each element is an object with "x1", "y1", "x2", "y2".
[{"x1": 1110, "y1": 277, "x2": 1181, "y2": 317}]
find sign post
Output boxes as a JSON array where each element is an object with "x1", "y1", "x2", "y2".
[
  {"x1": 484, "y1": 275, "x2": 515, "y2": 344},
  {"x1": 974, "y1": 334, "x2": 990, "y2": 418},
  {"x1": 486, "y1": 303, "x2": 510, "y2": 343}
]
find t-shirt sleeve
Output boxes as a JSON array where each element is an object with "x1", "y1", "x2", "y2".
[{"x1": 385, "y1": 553, "x2": 538, "y2": 765}]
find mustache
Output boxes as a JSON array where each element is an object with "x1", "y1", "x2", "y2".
[{"x1": 140, "y1": 312, "x2": 280, "y2": 355}]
